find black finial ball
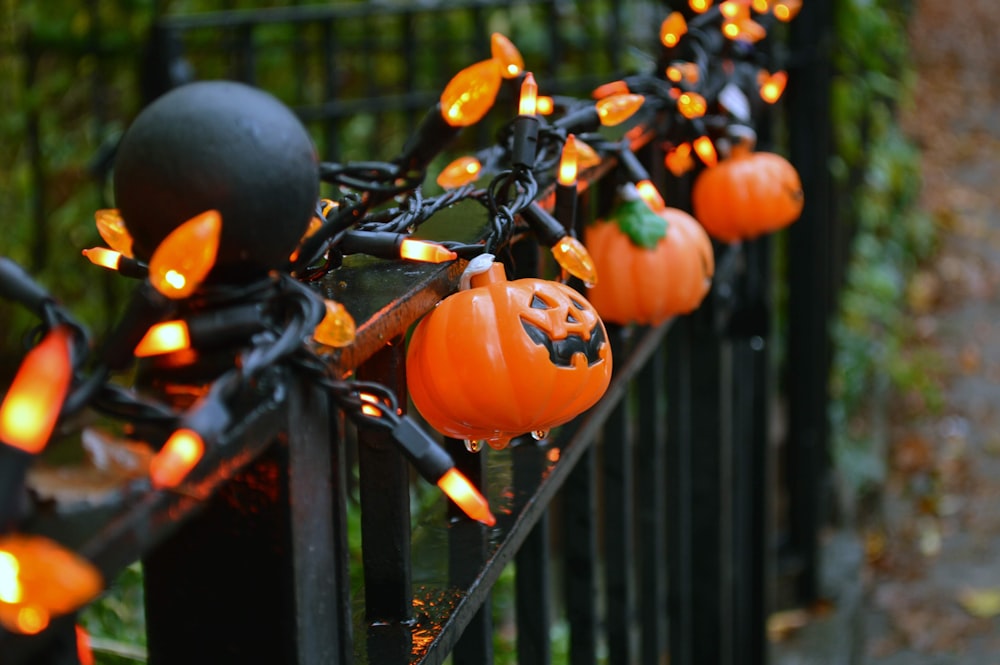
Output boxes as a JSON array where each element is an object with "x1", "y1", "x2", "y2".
[{"x1": 114, "y1": 80, "x2": 318, "y2": 281}]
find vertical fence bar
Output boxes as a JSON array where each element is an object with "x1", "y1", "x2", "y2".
[
  {"x1": 143, "y1": 375, "x2": 338, "y2": 664},
  {"x1": 603, "y1": 325, "x2": 636, "y2": 665},
  {"x1": 514, "y1": 441, "x2": 552, "y2": 665},
  {"x1": 356, "y1": 339, "x2": 413, "y2": 663},
  {"x1": 728, "y1": 236, "x2": 773, "y2": 665},
  {"x1": 637, "y1": 341, "x2": 667, "y2": 665},
  {"x1": 564, "y1": 171, "x2": 599, "y2": 665},
  {"x1": 563, "y1": 442, "x2": 599, "y2": 665},
  {"x1": 447, "y1": 438, "x2": 494, "y2": 665},
  {"x1": 288, "y1": 379, "x2": 351, "y2": 664},
  {"x1": 785, "y1": 0, "x2": 835, "y2": 605}
]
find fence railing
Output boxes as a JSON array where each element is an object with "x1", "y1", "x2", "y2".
[{"x1": 1, "y1": 1, "x2": 841, "y2": 664}]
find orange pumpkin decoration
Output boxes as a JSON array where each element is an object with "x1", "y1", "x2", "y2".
[
  {"x1": 406, "y1": 256, "x2": 612, "y2": 449},
  {"x1": 691, "y1": 130, "x2": 803, "y2": 243},
  {"x1": 585, "y1": 193, "x2": 714, "y2": 325}
]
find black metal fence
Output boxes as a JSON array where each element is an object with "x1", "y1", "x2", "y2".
[{"x1": 2, "y1": 1, "x2": 840, "y2": 663}]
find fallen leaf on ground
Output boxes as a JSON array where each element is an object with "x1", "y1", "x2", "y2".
[{"x1": 956, "y1": 587, "x2": 1000, "y2": 618}]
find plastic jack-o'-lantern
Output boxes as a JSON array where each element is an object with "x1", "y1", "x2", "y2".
[
  {"x1": 691, "y1": 127, "x2": 803, "y2": 243},
  {"x1": 585, "y1": 187, "x2": 714, "y2": 325},
  {"x1": 406, "y1": 255, "x2": 612, "y2": 450}
]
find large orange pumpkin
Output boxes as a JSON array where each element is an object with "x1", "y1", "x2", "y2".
[
  {"x1": 585, "y1": 196, "x2": 714, "y2": 325},
  {"x1": 691, "y1": 134, "x2": 803, "y2": 243},
  {"x1": 406, "y1": 257, "x2": 612, "y2": 449}
]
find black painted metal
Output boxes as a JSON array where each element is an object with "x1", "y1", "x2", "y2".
[
  {"x1": 142, "y1": 378, "x2": 337, "y2": 665},
  {"x1": 446, "y1": 437, "x2": 495, "y2": 665},
  {"x1": 514, "y1": 441, "x2": 552, "y2": 665},
  {"x1": 355, "y1": 339, "x2": 414, "y2": 663},
  {"x1": 786, "y1": 0, "x2": 835, "y2": 605},
  {"x1": 562, "y1": 434, "x2": 599, "y2": 665},
  {"x1": 603, "y1": 325, "x2": 637, "y2": 665},
  {"x1": 637, "y1": 342, "x2": 668, "y2": 665}
]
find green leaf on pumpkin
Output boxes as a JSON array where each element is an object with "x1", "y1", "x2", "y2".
[{"x1": 613, "y1": 197, "x2": 668, "y2": 249}]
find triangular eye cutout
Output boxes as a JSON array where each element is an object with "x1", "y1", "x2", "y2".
[
  {"x1": 570, "y1": 298, "x2": 586, "y2": 310},
  {"x1": 531, "y1": 294, "x2": 552, "y2": 309}
]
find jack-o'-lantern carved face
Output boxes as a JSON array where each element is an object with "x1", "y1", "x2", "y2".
[
  {"x1": 406, "y1": 261, "x2": 612, "y2": 449},
  {"x1": 520, "y1": 291, "x2": 607, "y2": 368}
]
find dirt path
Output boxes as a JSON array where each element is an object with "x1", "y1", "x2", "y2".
[{"x1": 860, "y1": 0, "x2": 1000, "y2": 661}]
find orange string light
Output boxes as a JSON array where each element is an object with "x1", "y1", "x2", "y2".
[
  {"x1": 149, "y1": 429, "x2": 205, "y2": 489},
  {"x1": 0, "y1": 326, "x2": 73, "y2": 455},
  {"x1": 595, "y1": 94, "x2": 645, "y2": 126},
  {"x1": 759, "y1": 70, "x2": 788, "y2": 103},
  {"x1": 398, "y1": 239, "x2": 458, "y2": 263},
  {"x1": 490, "y1": 32, "x2": 524, "y2": 79},
  {"x1": 437, "y1": 467, "x2": 496, "y2": 526},
  {"x1": 518, "y1": 72, "x2": 538, "y2": 116},
  {"x1": 558, "y1": 134, "x2": 579, "y2": 186},
  {"x1": 148, "y1": 210, "x2": 221, "y2": 300},
  {"x1": 440, "y1": 59, "x2": 502, "y2": 127},
  {"x1": 134, "y1": 320, "x2": 191, "y2": 357},
  {"x1": 94, "y1": 209, "x2": 134, "y2": 257},
  {"x1": 660, "y1": 12, "x2": 688, "y2": 48},
  {"x1": 693, "y1": 136, "x2": 719, "y2": 167}
]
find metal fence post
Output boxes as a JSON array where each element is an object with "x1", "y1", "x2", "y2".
[{"x1": 785, "y1": 0, "x2": 835, "y2": 605}]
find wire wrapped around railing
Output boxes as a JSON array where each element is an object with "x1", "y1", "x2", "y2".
[{"x1": 0, "y1": 1, "x2": 804, "y2": 660}]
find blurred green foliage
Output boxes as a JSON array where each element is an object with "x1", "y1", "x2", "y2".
[{"x1": 828, "y1": 0, "x2": 938, "y2": 506}]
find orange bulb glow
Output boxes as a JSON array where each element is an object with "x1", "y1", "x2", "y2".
[
  {"x1": 728, "y1": 17, "x2": 766, "y2": 41},
  {"x1": 636, "y1": 179, "x2": 666, "y2": 212},
  {"x1": 437, "y1": 467, "x2": 496, "y2": 526},
  {"x1": 490, "y1": 32, "x2": 524, "y2": 79},
  {"x1": 536, "y1": 95, "x2": 554, "y2": 115},
  {"x1": 752, "y1": 0, "x2": 770, "y2": 11},
  {"x1": 15, "y1": 606, "x2": 49, "y2": 634},
  {"x1": 0, "y1": 326, "x2": 73, "y2": 455},
  {"x1": 314, "y1": 299, "x2": 356, "y2": 348},
  {"x1": 94, "y1": 209, "x2": 134, "y2": 257},
  {"x1": 0, "y1": 551, "x2": 22, "y2": 604},
  {"x1": 592, "y1": 80, "x2": 631, "y2": 100},
  {"x1": 134, "y1": 320, "x2": 191, "y2": 357},
  {"x1": 689, "y1": 0, "x2": 713, "y2": 12},
  {"x1": 437, "y1": 156, "x2": 482, "y2": 189},
  {"x1": 150, "y1": 429, "x2": 204, "y2": 489},
  {"x1": 148, "y1": 210, "x2": 221, "y2": 300},
  {"x1": 0, "y1": 534, "x2": 103, "y2": 635},
  {"x1": 694, "y1": 136, "x2": 719, "y2": 167},
  {"x1": 575, "y1": 139, "x2": 602, "y2": 169},
  {"x1": 518, "y1": 72, "x2": 538, "y2": 116},
  {"x1": 660, "y1": 12, "x2": 688, "y2": 48},
  {"x1": 359, "y1": 393, "x2": 383, "y2": 418},
  {"x1": 82, "y1": 247, "x2": 122, "y2": 271},
  {"x1": 677, "y1": 91, "x2": 708, "y2": 119},
  {"x1": 551, "y1": 236, "x2": 598, "y2": 285},
  {"x1": 665, "y1": 143, "x2": 696, "y2": 176},
  {"x1": 440, "y1": 59, "x2": 502, "y2": 128},
  {"x1": 558, "y1": 134, "x2": 579, "y2": 186},
  {"x1": 596, "y1": 94, "x2": 645, "y2": 126},
  {"x1": 399, "y1": 238, "x2": 458, "y2": 263},
  {"x1": 774, "y1": 0, "x2": 801, "y2": 21},
  {"x1": 720, "y1": 1, "x2": 748, "y2": 19},
  {"x1": 759, "y1": 70, "x2": 788, "y2": 103}
]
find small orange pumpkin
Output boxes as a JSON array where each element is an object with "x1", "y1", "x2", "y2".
[
  {"x1": 691, "y1": 130, "x2": 803, "y2": 243},
  {"x1": 585, "y1": 193, "x2": 714, "y2": 325},
  {"x1": 406, "y1": 257, "x2": 612, "y2": 449}
]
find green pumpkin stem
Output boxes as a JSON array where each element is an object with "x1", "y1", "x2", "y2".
[{"x1": 613, "y1": 194, "x2": 667, "y2": 250}]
